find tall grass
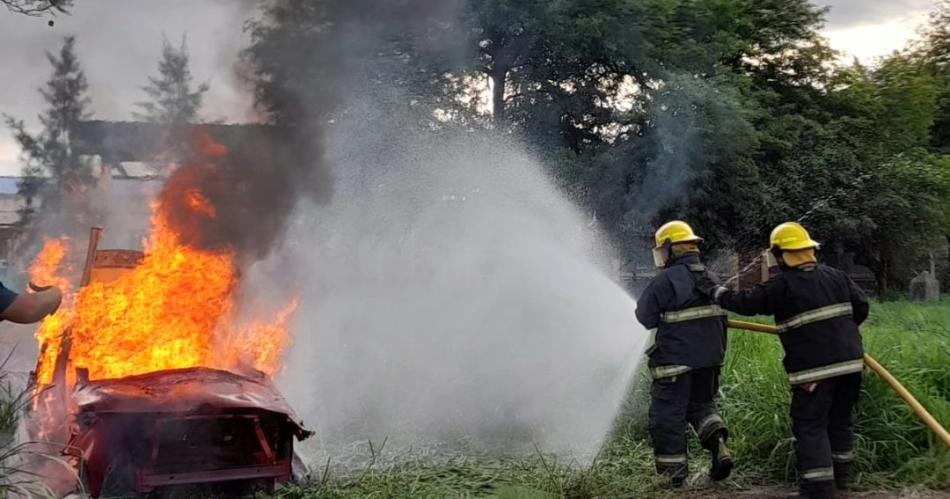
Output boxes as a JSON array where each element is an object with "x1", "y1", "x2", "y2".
[
  {"x1": 0, "y1": 360, "x2": 34, "y2": 498},
  {"x1": 857, "y1": 300, "x2": 950, "y2": 487},
  {"x1": 0, "y1": 355, "x2": 59, "y2": 499},
  {"x1": 278, "y1": 299, "x2": 949, "y2": 498},
  {"x1": 721, "y1": 299, "x2": 950, "y2": 488}
]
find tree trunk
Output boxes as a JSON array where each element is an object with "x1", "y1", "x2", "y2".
[{"x1": 490, "y1": 66, "x2": 508, "y2": 125}]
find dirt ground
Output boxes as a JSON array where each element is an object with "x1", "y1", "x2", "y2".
[{"x1": 683, "y1": 486, "x2": 950, "y2": 499}]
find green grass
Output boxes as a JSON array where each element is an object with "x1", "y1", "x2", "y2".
[
  {"x1": 1, "y1": 302, "x2": 946, "y2": 498},
  {"x1": 856, "y1": 301, "x2": 950, "y2": 488},
  {"x1": 721, "y1": 300, "x2": 950, "y2": 489},
  {"x1": 278, "y1": 299, "x2": 950, "y2": 498},
  {"x1": 0, "y1": 354, "x2": 60, "y2": 499},
  {"x1": 0, "y1": 357, "x2": 35, "y2": 497}
]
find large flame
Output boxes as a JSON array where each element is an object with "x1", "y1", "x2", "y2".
[
  {"x1": 29, "y1": 238, "x2": 73, "y2": 386},
  {"x1": 29, "y1": 142, "x2": 296, "y2": 385}
]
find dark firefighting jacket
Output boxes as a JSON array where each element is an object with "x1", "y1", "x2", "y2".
[
  {"x1": 636, "y1": 254, "x2": 727, "y2": 378},
  {"x1": 716, "y1": 264, "x2": 869, "y2": 385}
]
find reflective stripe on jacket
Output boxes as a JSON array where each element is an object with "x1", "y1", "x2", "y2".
[
  {"x1": 776, "y1": 303, "x2": 853, "y2": 333},
  {"x1": 662, "y1": 305, "x2": 727, "y2": 323},
  {"x1": 715, "y1": 264, "x2": 868, "y2": 384},
  {"x1": 635, "y1": 254, "x2": 727, "y2": 376}
]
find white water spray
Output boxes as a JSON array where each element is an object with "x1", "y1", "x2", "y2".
[{"x1": 251, "y1": 125, "x2": 646, "y2": 466}]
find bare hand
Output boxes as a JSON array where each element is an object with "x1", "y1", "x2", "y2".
[{"x1": 29, "y1": 281, "x2": 53, "y2": 292}]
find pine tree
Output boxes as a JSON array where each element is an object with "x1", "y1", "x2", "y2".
[
  {"x1": 4, "y1": 36, "x2": 93, "y2": 226},
  {"x1": 134, "y1": 36, "x2": 209, "y2": 125}
]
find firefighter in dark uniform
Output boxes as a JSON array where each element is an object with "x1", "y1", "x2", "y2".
[
  {"x1": 700, "y1": 222, "x2": 868, "y2": 499},
  {"x1": 636, "y1": 221, "x2": 733, "y2": 487}
]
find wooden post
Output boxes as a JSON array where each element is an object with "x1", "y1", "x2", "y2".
[
  {"x1": 729, "y1": 253, "x2": 740, "y2": 290},
  {"x1": 79, "y1": 227, "x2": 103, "y2": 287},
  {"x1": 760, "y1": 250, "x2": 776, "y2": 283}
]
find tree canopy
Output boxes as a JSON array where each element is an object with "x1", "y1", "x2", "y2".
[{"x1": 237, "y1": 0, "x2": 950, "y2": 290}]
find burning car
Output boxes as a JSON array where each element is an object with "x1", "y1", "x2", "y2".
[
  {"x1": 67, "y1": 366, "x2": 311, "y2": 497},
  {"x1": 27, "y1": 198, "x2": 311, "y2": 497}
]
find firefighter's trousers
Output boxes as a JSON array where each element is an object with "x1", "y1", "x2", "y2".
[
  {"x1": 791, "y1": 372, "x2": 862, "y2": 499},
  {"x1": 648, "y1": 366, "x2": 727, "y2": 476}
]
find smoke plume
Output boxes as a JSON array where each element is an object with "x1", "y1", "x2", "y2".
[{"x1": 157, "y1": 126, "x2": 329, "y2": 263}]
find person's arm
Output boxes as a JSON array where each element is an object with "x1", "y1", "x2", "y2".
[
  {"x1": 847, "y1": 276, "x2": 870, "y2": 326},
  {"x1": 0, "y1": 283, "x2": 62, "y2": 324},
  {"x1": 635, "y1": 277, "x2": 668, "y2": 329},
  {"x1": 702, "y1": 277, "x2": 777, "y2": 317}
]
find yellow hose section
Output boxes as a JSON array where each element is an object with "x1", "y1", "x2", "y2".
[{"x1": 726, "y1": 319, "x2": 950, "y2": 449}]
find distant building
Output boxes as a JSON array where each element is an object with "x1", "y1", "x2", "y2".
[
  {"x1": 0, "y1": 120, "x2": 278, "y2": 272},
  {"x1": 0, "y1": 174, "x2": 162, "y2": 278},
  {"x1": 92, "y1": 174, "x2": 164, "y2": 250}
]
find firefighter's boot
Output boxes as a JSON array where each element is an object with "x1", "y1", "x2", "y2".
[
  {"x1": 656, "y1": 462, "x2": 687, "y2": 488},
  {"x1": 834, "y1": 461, "x2": 853, "y2": 492},
  {"x1": 790, "y1": 480, "x2": 834, "y2": 499},
  {"x1": 704, "y1": 432, "x2": 733, "y2": 481},
  {"x1": 786, "y1": 492, "x2": 833, "y2": 499}
]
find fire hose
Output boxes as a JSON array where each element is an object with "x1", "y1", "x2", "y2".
[{"x1": 726, "y1": 320, "x2": 950, "y2": 449}]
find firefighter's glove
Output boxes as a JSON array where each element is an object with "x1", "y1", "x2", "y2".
[
  {"x1": 696, "y1": 273, "x2": 728, "y2": 303},
  {"x1": 695, "y1": 272, "x2": 719, "y2": 296}
]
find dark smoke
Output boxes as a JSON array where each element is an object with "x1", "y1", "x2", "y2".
[
  {"x1": 154, "y1": 0, "x2": 467, "y2": 263},
  {"x1": 156, "y1": 126, "x2": 328, "y2": 263}
]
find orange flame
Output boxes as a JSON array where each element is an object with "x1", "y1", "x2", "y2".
[
  {"x1": 29, "y1": 237, "x2": 74, "y2": 386},
  {"x1": 28, "y1": 237, "x2": 72, "y2": 293},
  {"x1": 30, "y1": 190, "x2": 295, "y2": 385},
  {"x1": 184, "y1": 189, "x2": 217, "y2": 219}
]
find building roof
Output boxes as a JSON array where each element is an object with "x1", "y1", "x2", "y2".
[
  {"x1": 0, "y1": 176, "x2": 20, "y2": 195},
  {"x1": 73, "y1": 120, "x2": 280, "y2": 162}
]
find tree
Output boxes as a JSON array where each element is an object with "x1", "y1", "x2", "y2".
[
  {"x1": 457, "y1": 0, "x2": 661, "y2": 152},
  {"x1": 239, "y1": 0, "x2": 950, "y2": 291},
  {"x1": 586, "y1": 0, "x2": 834, "y2": 256},
  {"x1": 134, "y1": 36, "x2": 209, "y2": 125},
  {"x1": 4, "y1": 36, "x2": 93, "y2": 227},
  {"x1": 921, "y1": 0, "x2": 950, "y2": 68},
  {"x1": 243, "y1": 0, "x2": 468, "y2": 130},
  {"x1": 920, "y1": 0, "x2": 950, "y2": 152},
  {"x1": 133, "y1": 36, "x2": 210, "y2": 173},
  {"x1": 1, "y1": 0, "x2": 70, "y2": 16},
  {"x1": 874, "y1": 55, "x2": 937, "y2": 151},
  {"x1": 243, "y1": 0, "x2": 351, "y2": 130}
]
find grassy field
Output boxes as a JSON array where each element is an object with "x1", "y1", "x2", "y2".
[
  {"x1": 276, "y1": 299, "x2": 950, "y2": 499},
  {"x1": 0, "y1": 300, "x2": 947, "y2": 498},
  {"x1": 0, "y1": 361, "x2": 37, "y2": 497}
]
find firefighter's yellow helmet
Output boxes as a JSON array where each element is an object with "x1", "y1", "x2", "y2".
[
  {"x1": 770, "y1": 222, "x2": 820, "y2": 251},
  {"x1": 654, "y1": 220, "x2": 703, "y2": 249}
]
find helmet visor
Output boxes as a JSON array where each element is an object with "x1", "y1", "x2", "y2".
[
  {"x1": 652, "y1": 246, "x2": 668, "y2": 268},
  {"x1": 764, "y1": 249, "x2": 778, "y2": 268}
]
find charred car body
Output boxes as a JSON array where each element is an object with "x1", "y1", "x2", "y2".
[{"x1": 28, "y1": 231, "x2": 312, "y2": 498}]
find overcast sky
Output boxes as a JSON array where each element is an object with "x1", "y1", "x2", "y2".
[{"x1": 0, "y1": 0, "x2": 940, "y2": 175}]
